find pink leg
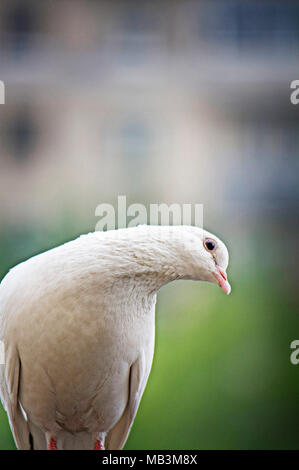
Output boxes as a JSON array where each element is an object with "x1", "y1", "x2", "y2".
[
  {"x1": 48, "y1": 437, "x2": 57, "y2": 450},
  {"x1": 94, "y1": 439, "x2": 104, "y2": 450}
]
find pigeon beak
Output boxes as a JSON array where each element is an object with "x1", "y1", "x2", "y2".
[{"x1": 213, "y1": 265, "x2": 231, "y2": 295}]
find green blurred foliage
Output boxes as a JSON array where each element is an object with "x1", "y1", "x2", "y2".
[{"x1": 0, "y1": 225, "x2": 298, "y2": 450}]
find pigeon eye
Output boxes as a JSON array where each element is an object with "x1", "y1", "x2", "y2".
[{"x1": 204, "y1": 239, "x2": 216, "y2": 252}]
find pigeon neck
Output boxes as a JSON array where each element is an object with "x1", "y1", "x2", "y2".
[{"x1": 110, "y1": 226, "x2": 191, "y2": 290}]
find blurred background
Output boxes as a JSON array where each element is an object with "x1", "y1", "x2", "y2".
[{"x1": 0, "y1": 0, "x2": 298, "y2": 449}]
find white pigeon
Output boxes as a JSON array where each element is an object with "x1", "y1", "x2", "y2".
[{"x1": 0, "y1": 225, "x2": 230, "y2": 450}]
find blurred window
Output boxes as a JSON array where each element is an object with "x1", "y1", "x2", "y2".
[
  {"x1": 3, "y1": 2, "x2": 37, "y2": 56},
  {"x1": 5, "y1": 107, "x2": 38, "y2": 163},
  {"x1": 115, "y1": 1, "x2": 161, "y2": 64},
  {"x1": 198, "y1": 0, "x2": 299, "y2": 50},
  {"x1": 122, "y1": 3, "x2": 152, "y2": 34}
]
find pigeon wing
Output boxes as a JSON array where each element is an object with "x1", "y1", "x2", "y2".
[
  {"x1": 105, "y1": 352, "x2": 149, "y2": 450},
  {"x1": 0, "y1": 345, "x2": 30, "y2": 449}
]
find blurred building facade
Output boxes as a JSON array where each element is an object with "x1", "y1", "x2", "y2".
[{"x1": 0, "y1": 0, "x2": 298, "y2": 227}]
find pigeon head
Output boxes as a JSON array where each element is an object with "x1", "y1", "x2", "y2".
[
  {"x1": 188, "y1": 228, "x2": 231, "y2": 294},
  {"x1": 199, "y1": 229, "x2": 231, "y2": 294},
  {"x1": 169, "y1": 226, "x2": 231, "y2": 295}
]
